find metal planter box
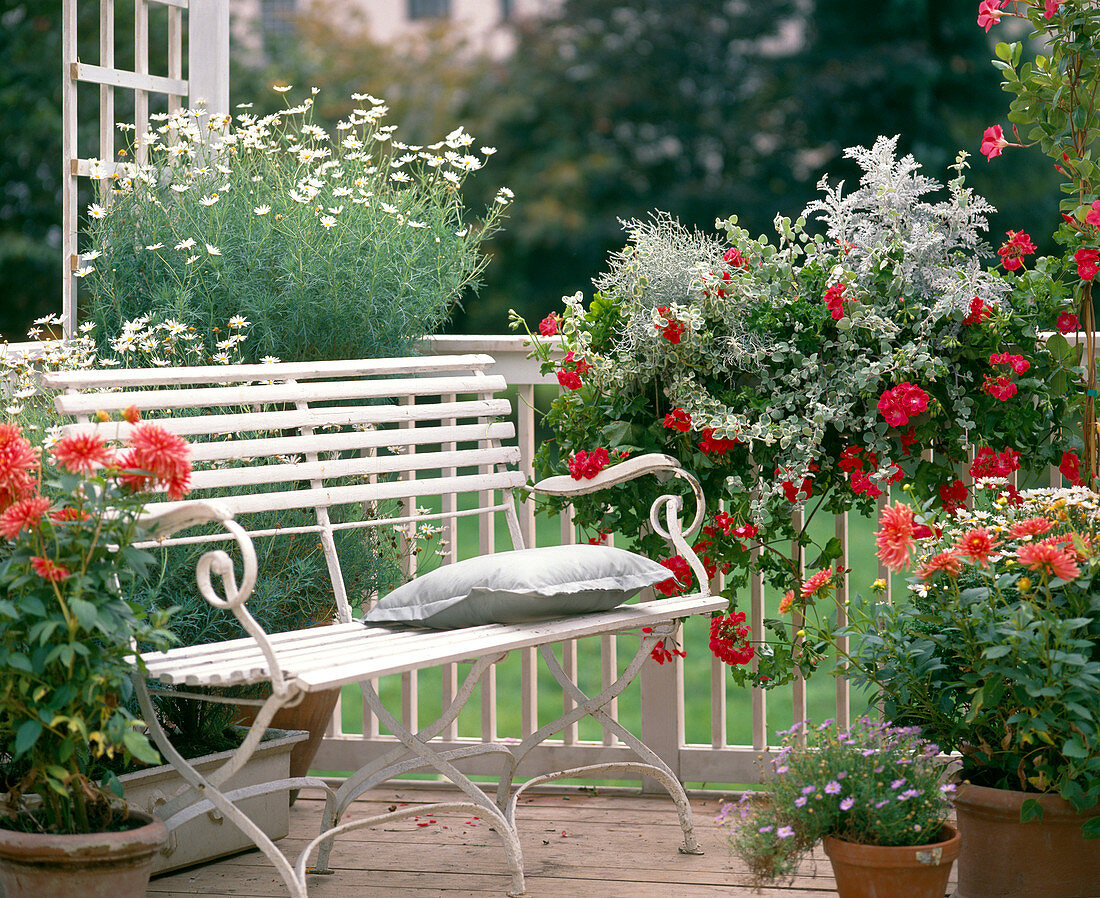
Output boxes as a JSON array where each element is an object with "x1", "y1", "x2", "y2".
[{"x1": 119, "y1": 729, "x2": 308, "y2": 875}]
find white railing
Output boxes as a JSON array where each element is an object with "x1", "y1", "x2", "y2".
[{"x1": 312, "y1": 334, "x2": 859, "y2": 787}]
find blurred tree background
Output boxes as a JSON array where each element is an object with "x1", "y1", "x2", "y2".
[{"x1": 0, "y1": 0, "x2": 1062, "y2": 340}]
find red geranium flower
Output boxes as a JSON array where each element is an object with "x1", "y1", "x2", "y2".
[
  {"x1": 1075, "y1": 247, "x2": 1099, "y2": 281},
  {"x1": 538, "y1": 312, "x2": 560, "y2": 336},
  {"x1": 567, "y1": 448, "x2": 610, "y2": 480},
  {"x1": 970, "y1": 446, "x2": 1020, "y2": 480},
  {"x1": 1059, "y1": 450, "x2": 1084, "y2": 486},
  {"x1": 699, "y1": 427, "x2": 740, "y2": 456},
  {"x1": 710, "y1": 612, "x2": 754, "y2": 666},
  {"x1": 655, "y1": 306, "x2": 685, "y2": 344},
  {"x1": 939, "y1": 478, "x2": 968, "y2": 513},
  {"x1": 1057, "y1": 312, "x2": 1080, "y2": 334},
  {"x1": 878, "y1": 383, "x2": 928, "y2": 427},
  {"x1": 982, "y1": 374, "x2": 1018, "y2": 401},
  {"x1": 723, "y1": 246, "x2": 749, "y2": 269},
  {"x1": 663, "y1": 408, "x2": 691, "y2": 432},
  {"x1": 989, "y1": 352, "x2": 1029, "y2": 375},
  {"x1": 963, "y1": 296, "x2": 992, "y2": 325},
  {"x1": 655, "y1": 555, "x2": 693, "y2": 597},
  {"x1": 996, "y1": 230, "x2": 1036, "y2": 271},
  {"x1": 824, "y1": 283, "x2": 847, "y2": 320}
]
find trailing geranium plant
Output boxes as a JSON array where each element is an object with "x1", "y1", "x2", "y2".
[
  {"x1": 978, "y1": 0, "x2": 1100, "y2": 474},
  {"x1": 512, "y1": 137, "x2": 1080, "y2": 685},
  {"x1": 0, "y1": 413, "x2": 185, "y2": 834}
]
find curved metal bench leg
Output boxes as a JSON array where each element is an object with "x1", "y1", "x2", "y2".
[
  {"x1": 500, "y1": 629, "x2": 703, "y2": 856},
  {"x1": 134, "y1": 674, "x2": 311, "y2": 897}
]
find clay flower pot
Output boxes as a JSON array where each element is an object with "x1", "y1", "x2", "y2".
[
  {"x1": 954, "y1": 783, "x2": 1100, "y2": 898},
  {"x1": 823, "y1": 824, "x2": 960, "y2": 898},
  {"x1": 0, "y1": 809, "x2": 168, "y2": 898}
]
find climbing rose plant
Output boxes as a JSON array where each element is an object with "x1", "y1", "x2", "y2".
[{"x1": 514, "y1": 137, "x2": 1081, "y2": 686}]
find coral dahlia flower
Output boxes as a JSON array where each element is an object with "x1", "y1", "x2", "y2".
[
  {"x1": 1016, "y1": 540, "x2": 1080, "y2": 582},
  {"x1": 876, "y1": 502, "x2": 916, "y2": 572}
]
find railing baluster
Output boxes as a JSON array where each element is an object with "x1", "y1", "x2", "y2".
[{"x1": 835, "y1": 512, "x2": 851, "y2": 728}]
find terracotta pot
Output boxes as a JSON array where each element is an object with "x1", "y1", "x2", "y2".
[
  {"x1": 953, "y1": 783, "x2": 1100, "y2": 898},
  {"x1": 235, "y1": 687, "x2": 341, "y2": 801},
  {"x1": 0, "y1": 809, "x2": 167, "y2": 898},
  {"x1": 823, "y1": 824, "x2": 960, "y2": 898}
]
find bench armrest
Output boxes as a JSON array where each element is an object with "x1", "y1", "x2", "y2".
[
  {"x1": 139, "y1": 500, "x2": 291, "y2": 696},
  {"x1": 532, "y1": 453, "x2": 710, "y2": 599}
]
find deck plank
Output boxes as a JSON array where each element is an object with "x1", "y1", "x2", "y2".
[{"x1": 147, "y1": 785, "x2": 951, "y2": 897}]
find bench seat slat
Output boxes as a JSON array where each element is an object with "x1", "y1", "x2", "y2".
[
  {"x1": 42, "y1": 354, "x2": 497, "y2": 390},
  {"x1": 59, "y1": 398, "x2": 513, "y2": 439},
  {"x1": 140, "y1": 595, "x2": 727, "y2": 690},
  {"x1": 53, "y1": 373, "x2": 508, "y2": 415}
]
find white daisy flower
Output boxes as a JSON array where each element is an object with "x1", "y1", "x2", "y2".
[
  {"x1": 83, "y1": 250, "x2": 102, "y2": 261},
  {"x1": 175, "y1": 238, "x2": 196, "y2": 250},
  {"x1": 199, "y1": 193, "x2": 218, "y2": 206},
  {"x1": 260, "y1": 355, "x2": 281, "y2": 364},
  {"x1": 390, "y1": 171, "x2": 411, "y2": 183},
  {"x1": 381, "y1": 202, "x2": 398, "y2": 214},
  {"x1": 205, "y1": 243, "x2": 221, "y2": 256},
  {"x1": 332, "y1": 186, "x2": 351, "y2": 197},
  {"x1": 87, "y1": 203, "x2": 107, "y2": 219},
  {"x1": 442, "y1": 171, "x2": 461, "y2": 185},
  {"x1": 480, "y1": 146, "x2": 498, "y2": 155},
  {"x1": 407, "y1": 220, "x2": 428, "y2": 228},
  {"x1": 73, "y1": 266, "x2": 94, "y2": 278},
  {"x1": 320, "y1": 215, "x2": 337, "y2": 229},
  {"x1": 186, "y1": 254, "x2": 199, "y2": 264},
  {"x1": 146, "y1": 242, "x2": 164, "y2": 250},
  {"x1": 327, "y1": 205, "x2": 343, "y2": 215},
  {"x1": 272, "y1": 84, "x2": 293, "y2": 93},
  {"x1": 254, "y1": 204, "x2": 271, "y2": 215},
  {"x1": 229, "y1": 315, "x2": 249, "y2": 329}
]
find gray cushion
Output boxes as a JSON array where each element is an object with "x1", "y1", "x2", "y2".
[{"x1": 363, "y1": 544, "x2": 670, "y2": 630}]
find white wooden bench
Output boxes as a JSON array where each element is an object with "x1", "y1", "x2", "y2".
[{"x1": 44, "y1": 354, "x2": 725, "y2": 898}]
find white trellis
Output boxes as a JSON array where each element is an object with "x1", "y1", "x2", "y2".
[{"x1": 61, "y1": 0, "x2": 230, "y2": 337}]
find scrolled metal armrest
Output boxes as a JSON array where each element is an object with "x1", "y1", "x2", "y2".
[
  {"x1": 533, "y1": 453, "x2": 710, "y2": 597},
  {"x1": 137, "y1": 500, "x2": 288, "y2": 696}
]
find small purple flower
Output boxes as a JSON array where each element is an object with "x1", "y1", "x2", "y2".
[
  {"x1": 875, "y1": 799, "x2": 889, "y2": 809},
  {"x1": 941, "y1": 783, "x2": 957, "y2": 794},
  {"x1": 898, "y1": 789, "x2": 921, "y2": 801},
  {"x1": 758, "y1": 825, "x2": 774, "y2": 834},
  {"x1": 891, "y1": 778, "x2": 906, "y2": 790},
  {"x1": 775, "y1": 764, "x2": 789, "y2": 774},
  {"x1": 801, "y1": 785, "x2": 816, "y2": 795},
  {"x1": 836, "y1": 770, "x2": 847, "y2": 779},
  {"x1": 777, "y1": 825, "x2": 795, "y2": 839},
  {"x1": 795, "y1": 796, "x2": 808, "y2": 807},
  {"x1": 825, "y1": 781, "x2": 841, "y2": 795},
  {"x1": 840, "y1": 797, "x2": 855, "y2": 811}
]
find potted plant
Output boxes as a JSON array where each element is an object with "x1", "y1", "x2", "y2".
[
  {"x1": 799, "y1": 483, "x2": 1100, "y2": 897},
  {"x1": 511, "y1": 136, "x2": 1079, "y2": 682},
  {"x1": 716, "y1": 716, "x2": 959, "y2": 897},
  {"x1": 0, "y1": 416, "x2": 188, "y2": 896}
]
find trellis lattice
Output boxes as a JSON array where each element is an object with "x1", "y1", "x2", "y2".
[{"x1": 61, "y1": 0, "x2": 229, "y2": 336}]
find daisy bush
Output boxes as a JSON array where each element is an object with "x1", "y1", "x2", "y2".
[
  {"x1": 0, "y1": 413, "x2": 184, "y2": 833},
  {"x1": 514, "y1": 137, "x2": 1081, "y2": 684},
  {"x1": 80, "y1": 88, "x2": 511, "y2": 362},
  {"x1": 716, "y1": 717, "x2": 954, "y2": 886},
  {"x1": 802, "y1": 484, "x2": 1100, "y2": 833}
]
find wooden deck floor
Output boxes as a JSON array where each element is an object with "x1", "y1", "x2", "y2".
[{"x1": 145, "y1": 783, "x2": 958, "y2": 897}]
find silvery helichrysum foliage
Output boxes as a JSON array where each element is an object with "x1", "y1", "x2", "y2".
[{"x1": 530, "y1": 136, "x2": 1072, "y2": 527}]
